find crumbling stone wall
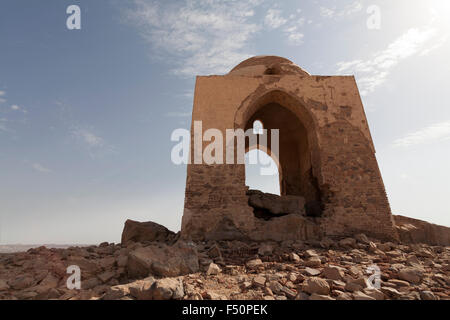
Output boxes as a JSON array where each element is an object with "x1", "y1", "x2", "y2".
[{"x1": 181, "y1": 56, "x2": 398, "y2": 242}]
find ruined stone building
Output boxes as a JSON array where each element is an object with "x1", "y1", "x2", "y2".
[{"x1": 181, "y1": 56, "x2": 399, "y2": 242}]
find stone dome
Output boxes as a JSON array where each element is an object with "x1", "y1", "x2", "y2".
[{"x1": 228, "y1": 55, "x2": 310, "y2": 77}]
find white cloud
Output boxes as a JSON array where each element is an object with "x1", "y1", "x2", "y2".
[
  {"x1": 264, "y1": 9, "x2": 287, "y2": 29},
  {"x1": 10, "y1": 104, "x2": 27, "y2": 113},
  {"x1": 392, "y1": 121, "x2": 450, "y2": 147},
  {"x1": 263, "y1": 7, "x2": 305, "y2": 46},
  {"x1": 0, "y1": 91, "x2": 6, "y2": 104},
  {"x1": 319, "y1": 7, "x2": 335, "y2": 18},
  {"x1": 125, "y1": 1, "x2": 310, "y2": 75},
  {"x1": 283, "y1": 25, "x2": 304, "y2": 45},
  {"x1": 73, "y1": 128, "x2": 104, "y2": 147},
  {"x1": 125, "y1": 0, "x2": 262, "y2": 76},
  {"x1": 32, "y1": 163, "x2": 52, "y2": 173},
  {"x1": 337, "y1": 26, "x2": 442, "y2": 95},
  {"x1": 71, "y1": 127, "x2": 116, "y2": 158},
  {"x1": 320, "y1": 1, "x2": 363, "y2": 19}
]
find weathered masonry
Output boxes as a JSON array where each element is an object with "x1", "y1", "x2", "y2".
[{"x1": 181, "y1": 56, "x2": 398, "y2": 242}]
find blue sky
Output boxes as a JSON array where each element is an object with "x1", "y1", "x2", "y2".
[{"x1": 1, "y1": 0, "x2": 449, "y2": 244}]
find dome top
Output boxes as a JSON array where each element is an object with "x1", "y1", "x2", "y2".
[{"x1": 228, "y1": 55, "x2": 310, "y2": 77}]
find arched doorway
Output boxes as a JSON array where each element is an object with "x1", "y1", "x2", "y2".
[{"x1": 239, "y1": 91, "x2": 322, "y2": 215}]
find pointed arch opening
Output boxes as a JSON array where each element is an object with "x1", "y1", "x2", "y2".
[{"x1": 236, "y1": 89, "x2": 323, "y2": 217}]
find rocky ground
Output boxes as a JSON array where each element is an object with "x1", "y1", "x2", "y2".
[{"x1": 0, "y1": 229, "x2": 449, "y2": 300}]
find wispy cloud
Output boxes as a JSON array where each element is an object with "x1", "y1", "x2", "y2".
[
  {"x1": 125, "y1": 0, "x2": 262, "y2": 76},
  {"x1": 0, "y1": 91, "x2": 6, "y2": 104},
  {"x1": 71, "y1": 126, "x2": 116, "y2": 158},
  {"x1": 32, "y1": 163, "x2": 52, "y2": 173},
  {"x1": 72, "y1": 128, "x2": 104, "y2": 147},
  {"x1": 124, "y1": 1, "x2": 309, "y2": 76},
  {"x1": 10, "y1": 104, "x2": 27, "y2": 113},
  {"x1": 392, "y1": 121, "x2": 450, "y2": 147},
  {"x1": 337, "y1": 26, "x2": 444, "y2": 95},
  {"x1": 319, "y1": 7, "x2": 335, "y2": 18},
  {"x1": 284, "y1": 25, "x2": 304, "y2": 45},
  {"x1": 320, "y1": 1, "x2": 363, "y2": 19},
  {"x1": 264, "y1": 8, "x2": 287, "y2": 29},
  {"x1": 263, "y1": 7, "x2": 305, "y2": 46}
]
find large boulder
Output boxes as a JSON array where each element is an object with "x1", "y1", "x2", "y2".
[
  {"x1": 127, "y1": 240, "x2": 199, "y2": 279},
  {"x1": 247, "y1": 190, "x2": 305, "y2": 218},
  {"x1": 394, "y1": 215, "x2": 450, "y2": 246},
  {"x1": 121, "y1": 220, "x2": 177, "y2": 245}
]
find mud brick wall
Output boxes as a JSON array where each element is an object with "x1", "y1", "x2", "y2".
[{"x1": 181, "y1": 56, "x2": 398, "y2": 242}]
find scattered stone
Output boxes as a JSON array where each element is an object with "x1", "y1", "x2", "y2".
[
  {"x1": 355, "y1": 234, "x2": 370, "y2": 244},
  {"x1": 0, "y1": 229, "x2": 448, "y2": 301},
  {"x1": 305, "y1": 257, "x2": 321, "y2": 267},
  {"x1": 205, "y1": 292, "x2": 227, "y2": 300},
  {"x1": 246, "y1": 259, "x2": 263, "y2": 269},
  {"x1": 319, "y1": 238, "x2": 334, "y2": 249},
  {"x1": 280, "y1": 286, "x2": 297, "y2": 299},
  {"x1": 116, "y1": 255, "x2": 128, "y2": 268},
  {"x1": 406, "y1": 255, "x2": 421, "y2": 267},
  {"x1": 207, "y1": 245, "x2": 223, "y2": 259},
  {"x1": 247, "y1": 190, "x2": 306, "y2": 217},
  {"x1": 305, "y1": 250, "x2": 318, "y2": 258},
  {"x1": 339, "y1": 238, "x2": 356, "y2": 248},
  {"x1": 388, "y1": 279, "x2": 410, "y2": 287},
  {"x1": 302, "y1": 277, "x2": 330, "y2": 295},
  {"x1": 206, "y1": 263, "x2": 221, "y2": 276},
  {"x1": 377, "y1": 243, "x2": 392, "y2": 252},
  {"x1": 98, "y1": 271, "x2": 115, "y2": 283},
  {"x1": 323, "y1": 265, "x2": 344, "y2": 281},
  {"x1": 268, "y1": 281, "x2": 283, "y2": 295},
  {"x1": 0, "y1": 279, "x2": 10, "y2": 291},
  {"x1": 304, "y1": 267, "x2": 321, "y2": 276},
  {"x1": 103, "y1": 283, "x2": 133, "y2": 300},
  {"x1": 127, "y1": 240, "x2": 199, "y2": 278},
  {"x1": 353, "y1": 291, "x2": 376, "y2": 300},
  {"x1": 398, "y1": 267, "x2": 423, "y2": 284},
  {"x1": 336, "y1": 292, "x2": 353, "y2": 300},
  {"x1": 252, "y1": 276, "x2": 266, "y2": 288},
  {"x1": 420, "y1": 291, "x2": 437, "y2": 301},
  {"x1": 295, "y1": 292, "x2": 310, "y2": 300},
  {"x1": 8, "y1": 276, "x2": 35, "y2": 290},
  {"x1": 258, "y1": 243, "x2": 274, "y2": 256},
  {"x1": 363, "y1": 288, "x2": 385, "y2": 300},
  {"x1": 289, "y1": 252, "x2": 301, "y2": 263},
  {"x1": 133, "y1": 277, "x2": 183, "y2": 300},
  {"x1": 121, "y1": 219, "x2": 177, "y2": 245},
  {"x1": 380, "y1": 287, "x2": 402, "y2": 299},
  {"x1": 345, "y1": 278, "x2": 369, "y2": 293}
]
